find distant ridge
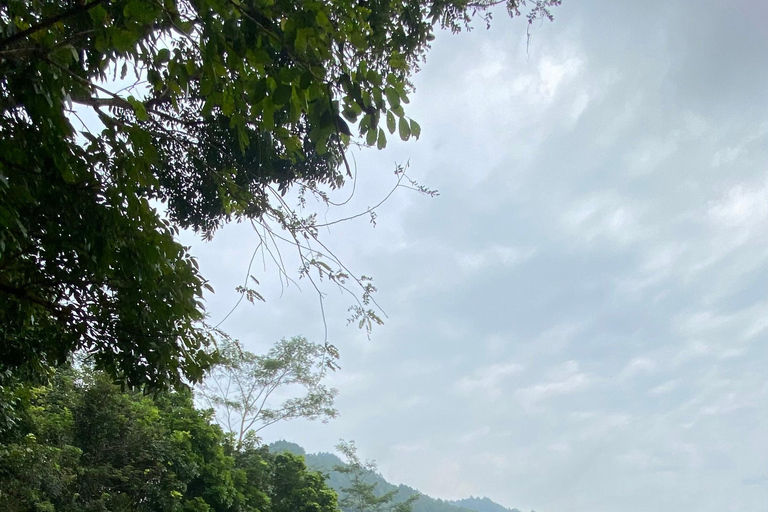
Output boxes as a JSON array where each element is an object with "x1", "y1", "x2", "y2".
[
  {"x1": 268, "y1": 441, "x2": 529, "y2": 512},
  {"x1": 449, "y1": 497, "x2": 522, "y2": 512}
]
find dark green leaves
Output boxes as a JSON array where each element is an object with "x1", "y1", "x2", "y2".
[{"x1": 0, "y1": 366, "x2": 340, "y2": 512}]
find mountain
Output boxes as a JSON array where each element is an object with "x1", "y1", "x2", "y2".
[
  {"x1": 449, "y1": 497, "x2": 522, "y2": 512},
  {"x1": 268, "y1": 441, "x2": 527, "y2": 512}
]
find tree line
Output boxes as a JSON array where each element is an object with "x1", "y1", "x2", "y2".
[
  {"x1": 0, "y1": 354, "x2": 418, "y2": 512},
  {"x1": 0, "y1": 362, "x2": 339, "y2": 511}
]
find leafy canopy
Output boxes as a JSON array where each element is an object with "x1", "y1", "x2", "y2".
[
  {"x1": 196, "y1": 336, "x2": 339, "y2": 448},
  {"x1": 0, "y1": 0, "x2": 560, "y2": 388},
  {"x1": 0, "y1": 365, "x2": 341, "y2": 512}
]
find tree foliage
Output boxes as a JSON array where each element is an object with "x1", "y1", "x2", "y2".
[
  {"x1": 0, "y1": 0, "x2": 561, "y2": 387},
  {"x1": 334, "y1": 440, "x2": 418, "y2": 512},
  {"x1": 0, "y1": 365, "x2": 341, "y2": 512},
  {"x1": 196, "y1": 336, "x2": 338, "y2": 448}
]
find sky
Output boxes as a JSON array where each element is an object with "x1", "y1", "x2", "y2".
[{"x1": 183, "y1": 1, "x2": 768, "y2": 511}]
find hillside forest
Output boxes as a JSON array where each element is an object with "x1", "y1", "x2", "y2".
[{"x1": 0, "y1": 362, "x2": 534, "y2": 512}]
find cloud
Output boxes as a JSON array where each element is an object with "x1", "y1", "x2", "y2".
[
  {"x1": 649, "y1": 379, "x2": 681, "y2": 395},
  {"x1": 397, "y1": 359, "x2": 445, "y2": 377},
  {"x1": 671, "y1": 302, "x2": 768, "y2": 363},
  {"x1": 391, "y1": 441, "x2": 429, "y2": 454},
  {"x1": 459, "y1": 426, "x2": 491, "y2": 444},
  {"x1": 533, "y1": 322, "x2": 587, "y2": 354},
  {"x1": 699, "y1": 392, "x2": 757, "y2": 417},
  {"x1": 708, "y1": 175, "x2": 768, "y2": 231},
  {"x1": 742, "y1": 476, "x2": 768, "y2": 486},
  {"x1": 454, "y1": 362, "x2": 523, "y2": 399},
  {"x1": 618, "y1": 357, "x2": 658, "y2": 380},
  {"x1": 458, "y1": 245, "x2": 536, "y2": 272},
  {"x1": 515, "y1": 362, "x2": 595, "y2": 410},
  {"x1": 559, "y1": 191, "x2": 646, "y2": 248}
]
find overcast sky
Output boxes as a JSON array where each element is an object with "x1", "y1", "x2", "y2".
[{"x1": 184, "y1": 1, "x2": 768, "y2": 511}]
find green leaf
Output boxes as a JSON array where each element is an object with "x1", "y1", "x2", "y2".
[
  {"x1": 250, "y1": 49, "x2": 272, "y2": 66},
  {"x1": 61, "y1": 167, "x2": 76, "y2": 184},
  {"x1": 127, "y1": 96, "x2": 149, "y2": 121},
  {"x1": 273, "y1": 84, "x2": 292, "y2": 106},
  {"x1": 342, "y1": 107, "x2": 358, "y2": 123},
  {"x1": 155, "y1": 48, "x2": 170, "y2": 64},
  {"x1": 366, "y1": 126, "x2": 377, "y2": 146},
  {"x1": 388, "y1": 52, "x2": 407, "y2": 70},
  {"x1": 111, "y1": 29, "x2": 137, "y2": 53},
  {"x1": 376, "y1": 129, "x2": 387, "y2": 149},
  {"x1": 351, "y1": 32, "x2": 367, "y2": 50},
  {"x1": 315, "y1": 11, "x2": 332, "y2": 30},
  {"x1": 315, "y1": 133, "x2": 329, "y2": 155},
  {"x1": 398, "y1": 117, "x2": 411, "y2": 141},
  {"x1": 222, "y1": 90, "x2": 235, "y2": 116},
  {"x1": 336, "y1": 116, "x2": 352, "y2": 136},
  {"x1": 384, "y1": 87, "x2": 400, "y2": 108},
  {"x1": 295, "y1": 28, "x2": 309, "y2": 53},
  {"x1": 410, "y1": 119, "x2": 421, "y2": 140},
  {"x1": 386, "y1": 111, "x2": 396, "y2": 134}
]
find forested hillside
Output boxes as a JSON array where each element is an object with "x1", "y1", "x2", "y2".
[
  {"x1": 0, "y1": 367, "x2": 537, "y2": 512},
  {"x1": 450, "y1": 497, "x2": 523, "y2": 512},
  {"x1": 269, "y1": 441, "x2": 527, "y2": 512},
  {"x1": 0, "y1": 367, "x2": 339, "y2": 511}
]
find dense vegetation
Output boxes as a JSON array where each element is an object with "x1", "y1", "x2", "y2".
[
  {"x1": 0, "y1": 369, "x2": 529, "y2": 512},
  {"x1": 0, "y1": 365, "x2": 339, "y2": 512}
]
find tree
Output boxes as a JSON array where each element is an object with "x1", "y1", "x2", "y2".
[
  {"x1": 0, "y1": 364, "x2": 343, "y2": 512},
  {"x1": 196, "y1": 336, "x2": 338, "y2": 448},
  {"x1": 269, "y1": 451, "x2": 340, "y2": 512},
  {"x1": 335, "y1": 440, "x2": 418, "y2": 512},
  {"x1": 0, "y1": 0, "x2": 561, "y2": 387},
  {"x1": 0, "y1": 366, "x2": 242, "y2": 511}
]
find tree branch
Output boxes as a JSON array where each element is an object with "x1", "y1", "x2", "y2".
[
  {"x1": 0, "y1": 0, "x2": 107, "y2": 50},
  {"x1": 72, "y1": 95, "x2": 133, "y2": 110}
]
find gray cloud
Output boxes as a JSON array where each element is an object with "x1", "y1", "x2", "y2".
[{"x1": 188, "y1": 1, "x2": 768, "y2": 511}]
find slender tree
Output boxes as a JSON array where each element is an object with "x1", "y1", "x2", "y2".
[
  {"x1": 335, "y1": 440, "x2": 418, "y2": 512},
  {"x1": 196, "y1": 336, "x2": 338, "y2": 448}
]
